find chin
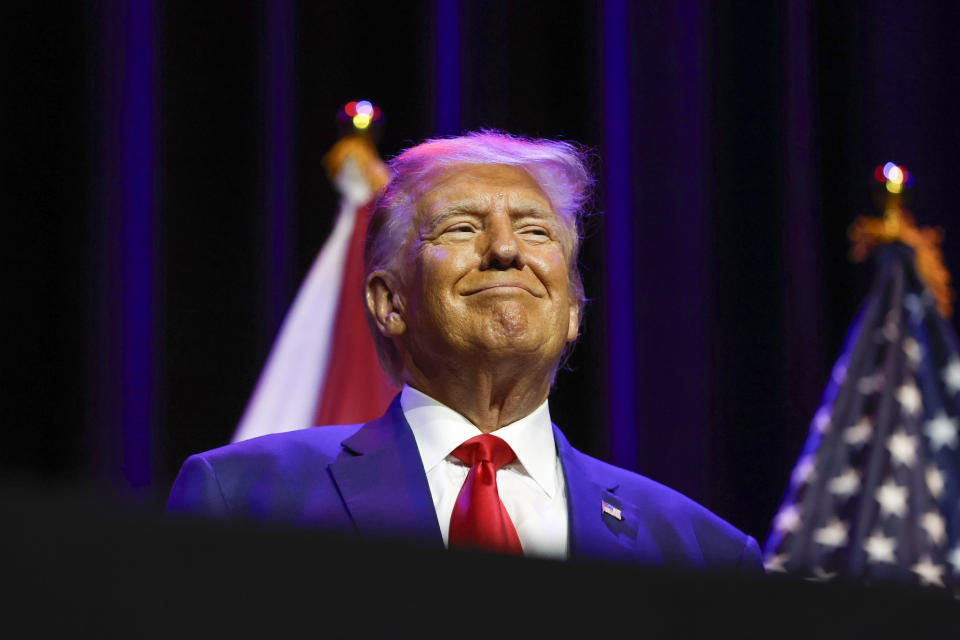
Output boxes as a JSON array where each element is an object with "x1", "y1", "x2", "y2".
[{"x1": 471, "y1": 328, "x2": 559, "y2": 358}]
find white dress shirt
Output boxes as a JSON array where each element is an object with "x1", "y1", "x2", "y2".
[{"x1": 400, "y1": 385, "x2": 569, "y2": 559}]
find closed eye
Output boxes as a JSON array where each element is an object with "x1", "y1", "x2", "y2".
[
  {"x1": 518, "y1": 226, "x2": 551, "y2": 240},
  {"x1": 441, "y1": 222, "x2": 479, "y2": 236}
]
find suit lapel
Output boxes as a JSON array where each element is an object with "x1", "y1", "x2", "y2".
[
  {"x1": 329, "y1": 397, "x2": 443, "y2": 548},
  {"x1": 327, "y1": 403, "x2": 666, "y2": 561},
  {"x1": 555, "y1": 426, "x2": 663, "y2": 565}
]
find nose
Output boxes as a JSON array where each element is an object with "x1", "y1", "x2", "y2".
[{"x1": 480, "y1": 214, "x2": 525, "y2": 271}]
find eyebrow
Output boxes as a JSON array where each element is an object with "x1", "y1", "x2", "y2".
[
  {"x1": 509, "y1": 202, "x2": 553, "y2": 219},
  {"x1": 429, "y1": 201, "x2": 483, "y2": 222}
]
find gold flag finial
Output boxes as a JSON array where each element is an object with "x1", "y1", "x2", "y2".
[{"x1": 849, "y1": 162, "x2": 953, "y2": 318}]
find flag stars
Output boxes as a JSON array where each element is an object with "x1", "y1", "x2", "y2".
[
  {"x1": 844, "y1": 417, "x2": 873, "y2": 446},
  {"x1": 813, "y1": 407, "x2": 831, "y2": 434},
  {"x1": 886, "y1": 430, "x2": 917, "y2": 467},
  {"x1": 790, "y1": 455, "x2": 816, "y2": 487},
  {"x1": 904, "y1": 293, "x2": 926, "y2": 322},
  {"x1": 882, "y1": 319, "x2": 899, "y2": 342},
  {"x1": 921, "y1": 511, "x2": 947, "y2": 546},
  {"x1": 896, "y1": 383, "x2": 922, "y2": 416},
  {"x1": 911, "y1": 556, "x2": 945, "y2": 587},
  {"x1": 773, "y1": 505, "x2": 801, "y2": 534},
  {"x1": 863, "y1": 531, "x2": 897, "y2": 564},
  {"x1": 926, "y1": 466, "x2": 946, "y2": 499},
  {"x1": 831, "y1": 360, "x2": 848, "y2": 384},
  {"x1": 943, "y1": 358, "x2": 960, "y2": 395},
  {"x1": 903, "y1": 337, "x2": 922, "y2": 370},
  {"x1": 876, "y1": 479, "x2": 908, "y2": 518},
  {"x1": 924, "y1": 411, "x2": 958, "y2": 450},
  {"x1": 764, "y1": 554, "x2": 788, "y2": 573},
  {"x1": 828, "y1": 468, "x2": 861, "y2": 498},
  {"x1": 813, "y1": 518, "x2": 848, "y2": 547},
  {"x1": 949, "y1": 546, "x2": 960, "y2": 574}
]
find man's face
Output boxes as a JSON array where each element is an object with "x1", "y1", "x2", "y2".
[{"x1": 396, "y1": 163, "x2": 579, "y2": 375}]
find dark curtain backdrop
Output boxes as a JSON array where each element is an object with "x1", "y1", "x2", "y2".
[{"x1": 7, "y1": 1, "x2": 960, "y2": 542}]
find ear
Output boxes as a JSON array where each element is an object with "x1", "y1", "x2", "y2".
[
  {"x1": 366, "y1": 270, "x2": 407, "y2": 337},
  {"x1": 566, "y1": 301, "x2": 580, "y2": 343}
]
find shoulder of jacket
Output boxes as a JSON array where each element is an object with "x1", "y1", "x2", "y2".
[
  {"x1": 195, "y1": 423, "x2": 365, "y2": 467},
  {"x1": 570, "y1": 447, "x2": 751, "y2": 544}
]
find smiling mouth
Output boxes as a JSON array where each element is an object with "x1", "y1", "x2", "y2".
[{"x1": 463, "y1": 283, "x2": 541, "y2": 297}]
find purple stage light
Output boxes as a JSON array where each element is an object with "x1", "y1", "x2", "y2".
[
  {"x1": 433, "y1": 0, "x2": 461, "y2": 135},
  {"x1": 89, "y1": 0, "x2": 160, "y2": 491},
  {"x1": 119, "y1": 0, "x2": 157, "y2": 490},
  {"x1": 264, "y1": 0, "x2": 295, "y2": 338},
  {"x1": 601, "y1": 0, "x2": 638, "y2": 471}
]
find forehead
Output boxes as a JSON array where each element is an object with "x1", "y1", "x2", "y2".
[{"x1": 414, "y1": 164, "x2": 554, "y2": 218}]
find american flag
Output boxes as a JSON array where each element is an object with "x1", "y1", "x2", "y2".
[{"x1": 764, "y1": 242, "x2": 960, "y2": 592}]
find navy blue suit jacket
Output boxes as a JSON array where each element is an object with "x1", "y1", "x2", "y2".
[{"x1": 168, "y1": 397, "x2": 763, "y2": 570}]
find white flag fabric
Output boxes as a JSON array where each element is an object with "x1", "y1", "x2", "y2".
[{"x1": 232, "y1": 159, "x2": 373, "y2": 443}]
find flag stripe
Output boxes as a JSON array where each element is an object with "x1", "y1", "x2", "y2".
[{"x1": 313, "y1": 203, "x2": 399, "y2": 426}]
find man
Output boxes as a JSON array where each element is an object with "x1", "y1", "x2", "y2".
[{"x1": 168, "y1": 131, "x2": 763, "y2": 569}]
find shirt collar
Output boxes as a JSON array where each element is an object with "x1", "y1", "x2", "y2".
[{"x1": 400, "y1": 384, "x2": 558, "y2": 498}]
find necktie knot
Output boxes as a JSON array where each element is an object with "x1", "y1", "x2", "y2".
[{"x1": 451, "y1": 434, "x2": 516, "y2": 471}]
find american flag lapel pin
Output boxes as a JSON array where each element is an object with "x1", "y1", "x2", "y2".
[{"x1": 601, "y1": 499, "x2": 623, "y2": 521}]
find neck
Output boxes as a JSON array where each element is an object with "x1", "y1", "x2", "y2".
[{"x1": 404, "y1": 356, "x2": 552, "y2": 432}]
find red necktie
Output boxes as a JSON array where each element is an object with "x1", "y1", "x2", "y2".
[{"x1": 448, "y1": 434, "x2": 523, "y2": 555}]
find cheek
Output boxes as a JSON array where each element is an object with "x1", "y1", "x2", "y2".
[
  {"x1": 412, "y1": 247, "x2": 445, "y2": 286},
  {"x1": 420, "y1": 246, "x2": 475, "y2": 283},
  {"x1": 549, "y1": 252, "x2": 566, "y2": 272},
  {"x1": 531, "y1": 248, "x2": 570, "y2": 289},
  {"x1": 415, "y1": 247, "x2": 475, "y2": 309}
]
